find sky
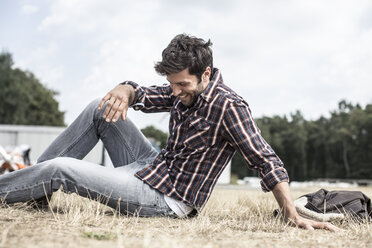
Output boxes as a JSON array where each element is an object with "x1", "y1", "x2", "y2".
[{"x1": 1, "y1": 0, "x2": 372, "y2": 132}]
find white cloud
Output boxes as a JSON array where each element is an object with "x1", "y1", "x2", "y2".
[
  {"x1": 16, "y1": 42, "x2": 64, "y2": 84},
  {"x1": 207, "y1": 0, "x2": 372, "y2": 120},
  {"x1": 38, "y1": 0, "x2": 162, "y2": 34},
  {"x1": 21, "y1": 4, "x2": 39, "y2": 15},
  {"x1": 21, "y1": 0, "x2": 372, "y2": 127}
]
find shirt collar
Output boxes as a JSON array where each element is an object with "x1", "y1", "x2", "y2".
[{"x1": 199, "y1": 68, "x2": 222, "y2": 103}]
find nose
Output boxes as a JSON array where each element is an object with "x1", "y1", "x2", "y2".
[{"x1": 171, "y1": 84, "x2": 182, "y2": 97}]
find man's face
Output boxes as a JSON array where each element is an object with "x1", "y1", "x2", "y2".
[{"x1": 167, "y1": 68, "x2": 210, "y2": 106}]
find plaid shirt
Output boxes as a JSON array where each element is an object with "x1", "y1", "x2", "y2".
[{"x1": 122, "y1": 68, "x2": 289, "y2": 210}]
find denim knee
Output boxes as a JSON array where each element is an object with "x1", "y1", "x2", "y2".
[{"x1": 41, "y1": 157, "x2": 75, "y2": 176}]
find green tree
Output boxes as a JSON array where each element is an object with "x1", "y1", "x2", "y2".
[
  {"x1": 231, "y1": 152, "x2": 258, "y2": 179},
  {"x1": 327, "y1": 100, "x2": 358, "y2": 178},
  {"x1": 280, "y1": 111, "x2": 308, "y2": 181},
  {"x1": 255, "y1": 112, "x2": 308, "y2": 181},
  {"x1": 0, "y1": 52, "x2": 65, "y2": 126},
  {"x1": 305, "y1": 116, "x2": 332, "y2": 179},
  {"x1": 141, "y1": 125, "x2": 168, "y2": 149},
  {"x1": 232, "y1": 100, "x2": 372, "y2": 181}
]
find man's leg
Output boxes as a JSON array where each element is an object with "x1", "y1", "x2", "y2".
[
  {"x1": 38, "y1": 99, "x2": 158, "y2": 167},
  {"x1": 0, "y1": 99, "x2": 170, "y2": 216},
  {"x1": 0, "y1": 157, "x2": 175, "y2": 217}
]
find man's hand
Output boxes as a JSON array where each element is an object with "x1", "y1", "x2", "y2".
[
  {"x1": 289, "y1": 214, "x2": 339, "y2": 231},
  {"x1": 98, "y1": 84, "x2": 135, "y2": 122},
  {"x1": 272, "y1": 182, "x2": 340, "y2": 231}
]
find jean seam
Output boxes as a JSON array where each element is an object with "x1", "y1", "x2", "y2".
[
  {"x1": 69, "y1": 180, "x2": 172, "y2": 215},
  {"x1": 1, "y1": 181, "x2": 51, "y2": 193},
  {"x1": 59, "y1": 122, "x2": 95, "y2": 157},
  {"x1": 93, "y1": 114, "x2": 137, "y2": 162},
  {"x1": 1, "y1": 178, "x2": 172, "y2": 216},
  {"x1": 55, "y1": 178, "x2": 167, "y2": 210},
  {"x1": 110, "y1": 123, "x2": 136, "y2": 161}
]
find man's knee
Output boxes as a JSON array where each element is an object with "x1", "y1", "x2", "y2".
[
  {"x1": 89, "y1": 98, "x2": 101, "y2": 108},
  {"x1": 86, "y1": 98, "x2": 102, "y2": 118},
  {"x1": 40, "y1": 157, "x2": 75, "y2": 173},
  {"x1": 89, "y1": 98, "x2": 125, "y2": 122}
]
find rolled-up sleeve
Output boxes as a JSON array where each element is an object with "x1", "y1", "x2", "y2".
[
  {"x1": 222, "y1": 100, "x2": 289, "y2": 192},
  {"x1": 121, "y1": 81, "x2": 174, "y2": 113}
]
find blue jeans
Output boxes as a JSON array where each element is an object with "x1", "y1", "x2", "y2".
[{"x1": 0, "y1": 99, "x2": 176, "y2": 217}]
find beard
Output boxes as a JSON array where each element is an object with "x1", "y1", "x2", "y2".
[{"x1": 179, "y1": 82, "x2": 205, "y2": 106}]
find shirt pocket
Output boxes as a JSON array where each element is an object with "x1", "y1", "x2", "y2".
[{"x1": 183, "y1": 116, "x2": 211, "y2": 152}]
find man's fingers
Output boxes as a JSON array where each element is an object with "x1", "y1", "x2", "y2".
[
  {"x1": 99, "y1": 84, "x2": 133, "y2": 121},
  {"x1": 106, "y1": 98, "x2": 122, "y2": 122},
  {"x1": 294, "y1": 216, "x2": 341, "y2": 232},
  {"x1": 302, "y1": 220, "x2": 341, "y2": 232},
  {"x1": 325, "y1": 224, "x2": 339, "y2": 232},
  {"x1": 305, "y1": 224, "x2": 314, "y2": 231},
  {"x1": 98, "y1": 94, "x2": 111, "y2": 110},
  {"x1": 296, "y1": 220, "x2": 314, "y2": 231},
  {"x1": 313, "y1": 222, "x2": 340, "y2": 232},
  {"x1": 121, "y1": 107, "x2": 128, "y2": 121},
  {"x1": 112, "y1": 102, "x2": 127, "y2": 122},
  {"x1": 103, "y1": 97, "x2": 116, "y2": 120}
]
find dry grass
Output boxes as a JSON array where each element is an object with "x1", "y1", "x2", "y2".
[{"x1": 0, "y1": 186, "x2": 371, "y2": 248}]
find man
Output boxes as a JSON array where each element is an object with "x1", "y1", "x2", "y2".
[{"x1": 0, "y1": 34, "x2": 337, "y2": 230}]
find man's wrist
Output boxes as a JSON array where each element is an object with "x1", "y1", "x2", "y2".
[
  {"x1": 284, "y1": 208, "x2": 300, "y2": 221},
  {"x1": 272, "y1": 181, "x2": 299, "y2": 220},
  {"x1": 118, "y1": 84, "x2": 135, "y2": 105},
  {"x1": 120, "y1": 81, "x2": 139, "y2": 105}
]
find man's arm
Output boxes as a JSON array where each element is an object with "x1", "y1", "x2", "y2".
[
  {"x1": 222, "y1": 101, "x2": 340, "y2": 231},
  {"x1": 98, "y1": 84, "x2": 135, "y2": 122},
  {"x1": 272, "y1": 182, "x2": 339, "y2": 231},
  {"x1": 99, "y1": 81, "x2": 175, "y2": 123}
]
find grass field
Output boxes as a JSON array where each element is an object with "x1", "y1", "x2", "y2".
[{"x1": 0, "y1": 186, "x2": 371, "y2": 248}]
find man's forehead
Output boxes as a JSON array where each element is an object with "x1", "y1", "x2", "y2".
[{"x1": 167, "y1": 71, "x2": 196, "y2": 84}]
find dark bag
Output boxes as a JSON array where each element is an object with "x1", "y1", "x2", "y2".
[{"x1": 302, "y1": 188, "x2": 372, "y2": 220}]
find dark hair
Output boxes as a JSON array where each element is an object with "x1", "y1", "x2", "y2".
[{"x1": 154, "y1": 34, "x2": 213, "y2": 81}]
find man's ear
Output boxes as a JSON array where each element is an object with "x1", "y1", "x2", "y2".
[{"x1": 203, "y1": 67, "x2": 211, "y2": 81}]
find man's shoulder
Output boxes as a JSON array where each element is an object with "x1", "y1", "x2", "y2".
[{"x1": 213, "y1": 83, "x2": 246, "y2": 106}]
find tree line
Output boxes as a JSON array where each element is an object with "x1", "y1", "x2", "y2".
[
  {"x1": 0, "y1": 52, "x2": 64, "y2": 126},
  {"x1": 232, "y1": 101, "x2": 372, "y2": 181}
]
